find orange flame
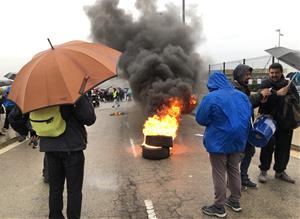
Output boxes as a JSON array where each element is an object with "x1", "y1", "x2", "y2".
[{"x1": 143, "y1": 95, "x2": 196, "y2": 139}]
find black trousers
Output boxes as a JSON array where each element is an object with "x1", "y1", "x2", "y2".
[
  {"x1": 46, "y1": 151, "x2": 85, "y2": 219},
  {"x1": 240, "y1": 143, "x2": 255, "y2": 181},
  {"x1": 3, "y1": 107, "x2": 13, "y2": 129},
  {"x1": 259, "y1": 128, "x2": 293, "y2": 173}
]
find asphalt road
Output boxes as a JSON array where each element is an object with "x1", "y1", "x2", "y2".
[{"x1": 0, "y1": 101, "x2": 299, "y2": 218}]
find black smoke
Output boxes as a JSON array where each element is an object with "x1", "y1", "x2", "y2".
[{"x1": 85, "y1": 0, "x2": 205, "y2": 115}]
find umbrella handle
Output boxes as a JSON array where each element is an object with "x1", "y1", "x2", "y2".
[{"x1": 79, "y1": 75, "x2": 90, "y2": 94}]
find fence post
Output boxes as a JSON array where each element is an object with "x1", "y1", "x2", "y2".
[
  {"x1": 208, "y1": 64, "x2": 211, "y2": 75},
  {"x1": 243, "y1": 59, "x2": 246, "y2": 64},
  {"x1": 223, "y1": 62, "x2": 226, "y2": 74}
]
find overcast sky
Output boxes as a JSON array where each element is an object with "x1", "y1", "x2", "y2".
[{"x1": 0, "y1": 0, "x2": 299, "y2": 75}]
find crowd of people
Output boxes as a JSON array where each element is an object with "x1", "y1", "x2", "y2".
[
  {"x1": 1, "y1": 62, "x2": 299, "y2": 218},
  {"x1": 87, "y1": 87, "x2": 132, "y2": 108},
  {"x1": 196, "y1": 63, "x2": 299, "y2": 218}
]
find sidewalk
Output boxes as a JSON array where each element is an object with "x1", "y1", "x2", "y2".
[
  {"x1": 0, "y1": 115, "x2": 18, "y2": 149},
  {"x1": 292, "y1": 127, "x2": 300, "y2": 149}
]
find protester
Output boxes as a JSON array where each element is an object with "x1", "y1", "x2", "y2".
[
  {"x1": 8, "y1": 94, "x2": 96, "y2": 219},
  {"x1": 0, "y1": 88, "x2": 5, "y2": 135},
  {"x1": 232, "y1": 64, "x2": 271, "y2": 189},
  {"x1": 258, "y1": 63, "x2": 299, "y2": 184},
  {"x1": 2, "y1": 86, "x2": 15, "y2": 132},
  {"x1": 196, "y1": 72, "x2": 252, "y2": 218},
  {"x1": 112, "y1": 88, "x2": 120, "y2": 108}
]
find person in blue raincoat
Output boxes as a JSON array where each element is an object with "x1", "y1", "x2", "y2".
[{"x1": 195, "y1": 72, "x2": 252, "y2": 218}]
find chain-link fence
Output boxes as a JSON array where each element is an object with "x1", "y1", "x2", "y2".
[{"x1": 209, "y1": 55, "x2": 298, "y2": 83}]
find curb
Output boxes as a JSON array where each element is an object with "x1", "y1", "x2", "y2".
[{"x1": 0, "y1": 137, "x2": 19, "y2": 150}]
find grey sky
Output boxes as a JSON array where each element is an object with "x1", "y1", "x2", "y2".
[{"x1": 0, "y1": 0, "x2": 299, "y2": 75}]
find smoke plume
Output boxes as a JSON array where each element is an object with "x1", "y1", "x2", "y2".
[{"x1": 85, "y1": 0, "x2": 205, "y2": 115}]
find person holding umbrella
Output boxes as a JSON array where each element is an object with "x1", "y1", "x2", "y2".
[
  {"x1": 258, "y1": 63, "x2": 299, "y2": 184},
  {"x1": 8, "y1": 40, "x2": 121, "y2": 219}
]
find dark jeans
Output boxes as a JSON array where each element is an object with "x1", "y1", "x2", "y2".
[
  {"x1": 47, "y1": 151, "x2": 85, "y2": 219},
  {"x1": 43, "y1": 153, "x2": 49, "y2": 180},
  {"x1": 240, "y1": 143, "x2": 255, "y2": 181},
  {"x1": 259, "y1": 128, "x2": 293, "y2": 173},
  {"x1": 3, "y1": 107, "x2": 13, "y2": 129}
]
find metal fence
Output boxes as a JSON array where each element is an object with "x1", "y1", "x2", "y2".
[{"x1": 209, "y1": 55, "x2": 298, "y2": 85}]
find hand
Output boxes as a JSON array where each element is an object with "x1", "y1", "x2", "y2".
[
  {"x1": 260, "y1": 95, "x2": 268, "y2": 103},
  {"x1": 276, "y1": 84, "x2": 289, "y2": 96},
  {"x1": 260, "y1": 88, "x2": 271, "y2": 99}
]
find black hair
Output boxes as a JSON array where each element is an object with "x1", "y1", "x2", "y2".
[{"x1": 269, "y1": 63, "x2": 283, "y2": 73}]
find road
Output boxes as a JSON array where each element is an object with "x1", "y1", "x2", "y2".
[{"x1": 0, "y1": 101, "x2": 299, "y2": 218}]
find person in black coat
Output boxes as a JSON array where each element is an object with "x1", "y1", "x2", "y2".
[
  {"x1": 9, "y1": 95, "x2": 96, "y2": 219},
  {"x1": 232, "y1": 64, "x2": 271, "y2": 189},
  {"x1": 257, "y1": 63, "x2": 299, "y2": 184}
]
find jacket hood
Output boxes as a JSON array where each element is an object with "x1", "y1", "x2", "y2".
[
  {"x1": 233, "y1": 64, "x2": 252, "y2": 84},
  {"x1": 207, "y1": 71, "x2": 233, "y2": 91}
]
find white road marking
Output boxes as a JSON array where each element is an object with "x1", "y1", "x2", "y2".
[
  {"x1": 130, "y1": 138, "x2": 137, "y2": 157},
  {"x1": 194, "y1": 133, "x2": 204, "y2": 137},
  {"x1": 0, "y1": 140, "x2": 24, "y2": 155},
  {"x1": 144, "y1": 200, "x2": 158, "y2": 219}
]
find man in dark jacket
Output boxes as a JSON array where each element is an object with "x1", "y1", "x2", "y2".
[
  {"x1": 9, "y1": 95, "x2": 96, "y2": 219},
  {"x1": 196, "y1": 71, "x2": 252, "y2": 218},
  {"x1": 258, "y1": 63, "x2": 299, "y2": 184},
  {"x1": 232, "y1": 64, "x2": 271, "y2": 189}
]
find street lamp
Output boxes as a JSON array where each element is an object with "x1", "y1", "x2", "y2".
[
  {"x1": 182, "y1": 0, "x2": 185, "y2": 24},
  {"x1": 276, "y1": 29, "x2": 284, "y2": 47}
]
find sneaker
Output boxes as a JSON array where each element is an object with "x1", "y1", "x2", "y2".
[
  {"x1": 242, "y1": 179, "x2": 257, "y2": 188},
  {"x1": 241, "y1": 185, "x2": 248, "y2": 191},
  {"x1": 202, "y1": 205, "x2": 227, "y2": 218},
  {"x1": 275, "y1": 172, "x2": 295, "y2": 184},
  {"x1": 18, "y1": 135, "x2": 26, "y2": 142},
  {"x1": 258, "y1": 171, "x2": 267, "y2": 183},
  {"x1": 225, "y1": 199, "x2": 242, "y2": 212}
]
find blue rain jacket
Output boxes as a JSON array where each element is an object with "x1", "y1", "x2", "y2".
[{"x1": 195, "y1": 72, "x2": 252, "y2": 154}]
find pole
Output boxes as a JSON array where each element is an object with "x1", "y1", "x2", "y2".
[
  {"x1": 276, "y1": 29, "x2": 283, "y2": 47},
  {"x1": 182, "y1": 0, "x2": 185, "y2": 24},
  {"x1": 278, "y1": 30, "x2": 280, "y2": 47},
  {"x1": 47, "y1": 38, "x2": 54, "y2": 50}
]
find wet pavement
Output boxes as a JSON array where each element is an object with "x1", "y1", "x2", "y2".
[{"x1": 0, "y1": 101, "x2": 299, "y2": 218}]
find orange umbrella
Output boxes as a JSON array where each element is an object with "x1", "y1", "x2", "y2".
[{"x1": 8, "y1": 40, "x2": 121, "y2": 113}]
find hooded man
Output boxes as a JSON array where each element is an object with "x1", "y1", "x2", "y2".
[
  {"x1": 195, "y1": 71, "x2": 252, "y2": 218},
  {"x1": 232, "y1": 64, "x2": 271, "y2": 189}
]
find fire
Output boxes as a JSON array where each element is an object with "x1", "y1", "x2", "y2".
[{"x1": 143, "y1": 95, "x2": 196, "y2": 139}]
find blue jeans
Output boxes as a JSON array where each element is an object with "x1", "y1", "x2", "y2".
[
  {"x1": 47, "y1": 151, "x2": 85, "y2": 219},
  {"x1": 240, "y1": 143, "x2": 255, "y2": 181}
]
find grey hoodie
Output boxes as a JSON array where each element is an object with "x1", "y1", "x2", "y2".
[
  {"x1": 232, "y1": 64, "x2": 262, "y2": 108},
  {"x1": 233, "y1": 64, "x2": 253, "y2": 86}
]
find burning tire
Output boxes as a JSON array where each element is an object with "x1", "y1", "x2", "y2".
[
  {"x1": 142, "y1": 146, "x2": 170, "y2": 160},
  {"x1": 142, "y1": 135, "x2": 172, "y2": 160},
  {"x1": 145, "y1": 135, "x2": 173, "y2": 148}
]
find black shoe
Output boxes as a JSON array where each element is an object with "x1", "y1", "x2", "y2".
[
  {"x1": 202, "y1": 205, "x2": 227, "y2": 218},
  {"x1": 242, "y1": 179, "x2": 257, "y2": 188},
  {"x1": 18, "y1": 135, "x2": 26, "y2": 142},
  {"x1": 275, "y1": 171, "x2": 295, "y2": 184},
  {"x1": 225, "y1": 199, "x2": 242, "y2": 212}
]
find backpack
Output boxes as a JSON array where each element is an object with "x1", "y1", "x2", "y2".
[
  {"x1": 29, "y1": 106, "x2": 66, "y2": 137},
  {"x1": 273, "y1": 92, "x2": 300, "y2": 130}
]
